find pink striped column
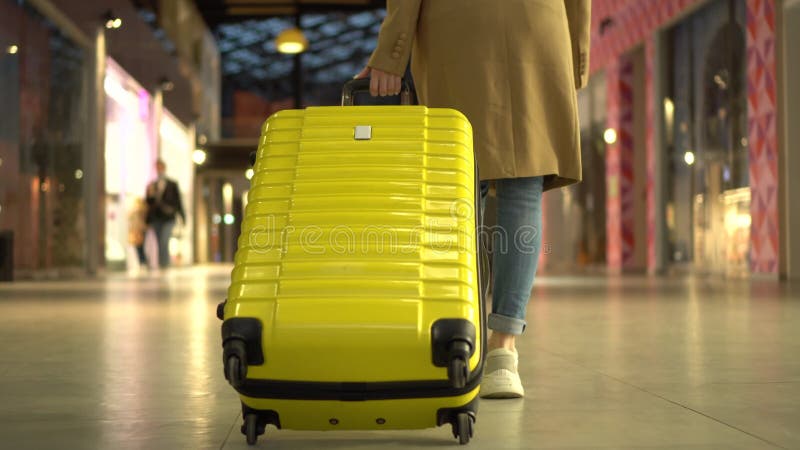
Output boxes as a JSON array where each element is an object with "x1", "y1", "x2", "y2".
[
  {"x1": 606, "y1": 56, "x2": 635, "y2": 272},
  {"x1": 746, "y1": 0, "x2": 779, "y2": 274},
  {"x1": 645, "y1": 37, "x2": 658, "y2": 273}
]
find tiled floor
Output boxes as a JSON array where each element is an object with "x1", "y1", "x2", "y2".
[{"x1": 1, "y1": 266, "x2": 798, "y2": 449}]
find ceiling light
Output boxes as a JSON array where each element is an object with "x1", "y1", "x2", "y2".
[
  {"x1": 104, "y1": 11, "x2": 122, "y2": 29},
  {"x1": 275, "y1": 27, "x2": 308, "y2": 54}
]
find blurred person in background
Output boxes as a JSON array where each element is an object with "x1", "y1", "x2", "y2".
[{"x1": 146, "y1": 159, "x2": 185, "y2": 270}]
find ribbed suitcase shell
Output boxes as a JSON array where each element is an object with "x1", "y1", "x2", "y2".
[{"x1": 224, "y1": 105, "x2": 482, "y2": 430}]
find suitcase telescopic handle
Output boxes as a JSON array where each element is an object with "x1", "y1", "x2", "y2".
[{"x1": 341, "y1": 78, "x2": 413, "y2": 106}]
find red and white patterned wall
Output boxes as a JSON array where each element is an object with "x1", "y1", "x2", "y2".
[
  {"x1": 605, "y1": 57, "x2": 635, "y2": 272},
  {"x1": 591, "y1": 0, "x2": 703, "y2": 72},
  {"x1": 592, "y1": 0, "x2": 778, "y2": 274},
  {"x1": 746, "y1": 0, "x2": 778, "y2": 273},
  {"x1": 645, "y1": 37, "x2": 657, "y2": 272}
]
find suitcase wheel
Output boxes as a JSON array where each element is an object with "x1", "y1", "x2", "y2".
[
  {"x1": 447, "y1": 338, "x2": 472, "y2": 388},
  {"x1": 451, "y1": 412, "x2": 474, "y2": 445},
  {"x1": 448, "y1": 356, "x2": 469, "y2": 389},
  {"x1": 225, "y1": 354, "x2": 246, "y2": 388},
  {"x1": 243, "y1": 413, "x2": 259, "y2": 445}
]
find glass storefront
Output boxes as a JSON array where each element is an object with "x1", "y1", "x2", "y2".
[
  {"x1": 196, "y1": 174, "x2": 248, "y2": 263},
  {"x1": 537, "y1": 71, "x2": 608, "y2": 271},
  {"x1": 105, "y1": 58, "x2": 194, "y2": 271},
  {"x1": 105, "y1": 58, "x2": 157, "y2": 270},
  {"x1": 0, "y1": 0, "x2": 89, "y2": 274},
  {"x1": 664, "y1": 0, "x2": 749, "y2": 276},
  {"x1": 577, "y1": 72, "x2": 608, "y2": 266}
]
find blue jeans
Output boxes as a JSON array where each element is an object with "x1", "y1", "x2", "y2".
[
  {"x1": 150, "y1": 219, "x2": 175, "y2": 269},
  {"x1": 480, "y1": 177, "x2": 544, "y2": 335}
]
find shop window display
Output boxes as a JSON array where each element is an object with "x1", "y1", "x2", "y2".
[
  {"x1": 105, "y1": 59, "x2": 194, "y2": 271},
  {"x1": 105, "y1": 58, "x2": 157, "y2": 271},
  {"x1": 664, "y1": 0, "x2": 749, "y2": 276},
  {"x1": 578, "y1": 73, "x2": 608, "y2": 266},
  {"x1": 0, "y1": 0, "x2": 89, "y2": 274}
]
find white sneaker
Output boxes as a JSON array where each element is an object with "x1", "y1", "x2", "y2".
[{"x1": 479, "y1": 348, "x2": 524, "y2": 399}]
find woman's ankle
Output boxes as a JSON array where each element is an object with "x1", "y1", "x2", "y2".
[{"x1": 487, "y1": 331, "x2": 516, "y2": 352}]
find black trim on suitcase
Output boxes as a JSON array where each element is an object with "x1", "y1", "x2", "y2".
[
  {"x1": 222, "y1": 318, "x2": 265, "y2": 365},
  {"x1": 474, "y1": 158, "x2": 489, "y2": 378},
  {"x1": 234, "y1": 375, "x2": 482, "y2": 402},
  {"x1": 431, "y1": 319, "x2": 477, "y2": 368}
]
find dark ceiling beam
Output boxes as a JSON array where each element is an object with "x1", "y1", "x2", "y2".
[
  {"x1": 194, "y1": 0, "x2": 385, "y2": 25},
  {"x1": 197, "y1": 1, "x2": 384, "y2": 10}
]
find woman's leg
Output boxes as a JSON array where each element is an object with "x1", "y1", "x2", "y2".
[
  {"x1": 488, "y1": 176, "x2": 544, "y2": 344},
  {"x1": 480, "y1": 176, "x2": 544, "y2": 398}
]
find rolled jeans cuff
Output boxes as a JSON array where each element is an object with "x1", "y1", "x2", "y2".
[{"x1": 487, "y1": 313, "x2": 526, "y2": 335}]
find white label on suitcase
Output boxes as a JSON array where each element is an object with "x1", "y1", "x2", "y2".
[{"x1": 354, "y1": 125, "x2": 372, "y2": 140}]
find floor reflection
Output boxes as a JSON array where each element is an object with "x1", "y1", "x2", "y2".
[{"x1": 0, "y1": 268, "x2": 798, "y2": 449}]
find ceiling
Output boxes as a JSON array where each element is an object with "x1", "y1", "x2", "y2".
[
  {"x1": 216, "y1": 11, "x2": 384, "y2": 101},
  {"x1": 192, "y1": 1, "x2": 389, "y2": 105}
]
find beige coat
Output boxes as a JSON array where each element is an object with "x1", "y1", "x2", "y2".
[{"x1": 369, "y1": 0, "x2": 592, "y2": 191}]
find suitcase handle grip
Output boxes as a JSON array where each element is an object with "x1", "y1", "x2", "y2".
[{"x1": 341, "y1": 78, "x2": 413, "y2": 106}]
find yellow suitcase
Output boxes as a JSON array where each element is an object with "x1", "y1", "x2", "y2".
[{"x1": 218, "y1": 80, "x2": 485, "y2": 445}]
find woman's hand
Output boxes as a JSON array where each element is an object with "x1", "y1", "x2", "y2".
[{"x1": 354, "y1": 66, "x2": 402, "y2": 97}]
